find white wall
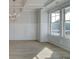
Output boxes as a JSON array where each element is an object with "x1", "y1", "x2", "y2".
[
  {"x1": 40, "y1": 9, "x2": 49, "y2": 42},
  {"x1": 48, "y1": 35, "x2": 70, "y2": 51},
  {"x1": 36, "y1": 9, "x2": 49, "y2": 42},
  {"x1": 36, "y1": 9, "x2": 40, "y2": 41},
  {"x1": 9, "y1": 0, "x2": 50, "y2": 40},
  {"x1": 9, "y1": 9, "x2": 37, "y2": 40}
]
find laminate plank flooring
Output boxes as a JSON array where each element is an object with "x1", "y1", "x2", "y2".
[{"x1": 9, "y1": 40, "x2": 70, "y2": 59}]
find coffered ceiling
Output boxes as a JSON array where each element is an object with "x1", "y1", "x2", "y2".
[
  {"x1": 10, "y1": 0, "x2": 69, "y2": 21},
  {"x1": 9, "y1": 0, "x2": 53, "y2": 14},
  {"x1": 9, "y1": 0, "x2": 51, "y2": 21},
  {"x1": 9, "y1": 0, "x2": 26, "y2": 14}
]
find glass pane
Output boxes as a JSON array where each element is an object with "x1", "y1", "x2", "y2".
[
  {"x1": 51, "y1": 23, "x2": 60, "y2": 35},
  {"x1": 51, "y1": 16, "x2": 55, "y2": 22},
  {"x1": 65, "y1": 7, "x2": 70, "y2": 20},
  {"x1": 55, "y1": 11, "x2": 60, "y2": 16},
  {"x1": 51, "y1": 10, "x2": 60, "y2": 36},
  {"x1": 64, "y1": 7, "x2": 70, "y2": 39},
  {"x1": 65, "y1": 12, "x2": 70, "y2": 20},
  {"x1": 56, "y1": 16, "x2": 60, "y2": 21},
  {"x1": 52, "y1": 13, "x2": 55, "y2": 16}
]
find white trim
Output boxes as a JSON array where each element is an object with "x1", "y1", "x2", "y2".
[
  {"x1": 60, "y1": 9, "x2": 65, "y2": 37},
  {"x1": 49, "y1": 6, "x2": 70, "y2": 38}
]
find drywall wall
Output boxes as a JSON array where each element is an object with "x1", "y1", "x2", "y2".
[
  {"x1": 9, "y1": 9, "x2": 37, "y2": 40},
  {"x1": 48, "y1": 35, "x2": 70, "y2": 51},
  {"x1": 9, "y1": 0, "x2": 50, "y2": 40},
  {"x1": 36, "y1": 9, "x2": 41, "y2": 41},
  {"x1": 40, "y1": 9, "x2": 49, "y2": 42},
  {"x1": 36, "y1": 9, "x2": 49, "y2": 42}
]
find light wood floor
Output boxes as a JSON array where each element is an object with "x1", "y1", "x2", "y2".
[{"x1": 9, "y1": 40, "x2": 70, "y2": 59}]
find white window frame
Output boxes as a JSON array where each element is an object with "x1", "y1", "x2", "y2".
[
  {"x1": 49, "y1": 6, "x2": 70, "y2": 39},
  {"x1": 63, "y1": 6, "x2": 70, "y2": 39},
  {"x1": 49, "y1": 10, "x2": 61, "y2": 36}
]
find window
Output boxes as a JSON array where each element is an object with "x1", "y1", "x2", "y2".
[
  {"x1": 50, "y1": 10, "x2": 60, "y2": 36},
  {"x1": 49, "y1": 6, "x2": 70, "y2": 39},
  {"x1": 64, "y1": 7, "x2": 70, "y2": 39}
]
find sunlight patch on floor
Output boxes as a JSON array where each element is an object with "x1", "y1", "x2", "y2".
[{"x1": 33, "y1": 47, "x2": 54, "y2": 59}]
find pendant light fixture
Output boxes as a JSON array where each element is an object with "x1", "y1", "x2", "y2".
[
  {"x1": 10, "y1": 0, "x2": 24, "y2": 22},
  {"x1": 9, "y1": 0, "x2": 16, "y2": 22}
]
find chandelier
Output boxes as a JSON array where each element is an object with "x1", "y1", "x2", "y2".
[{"x1": 9, "y1": 0, "x2": 22, "y2": 22}]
